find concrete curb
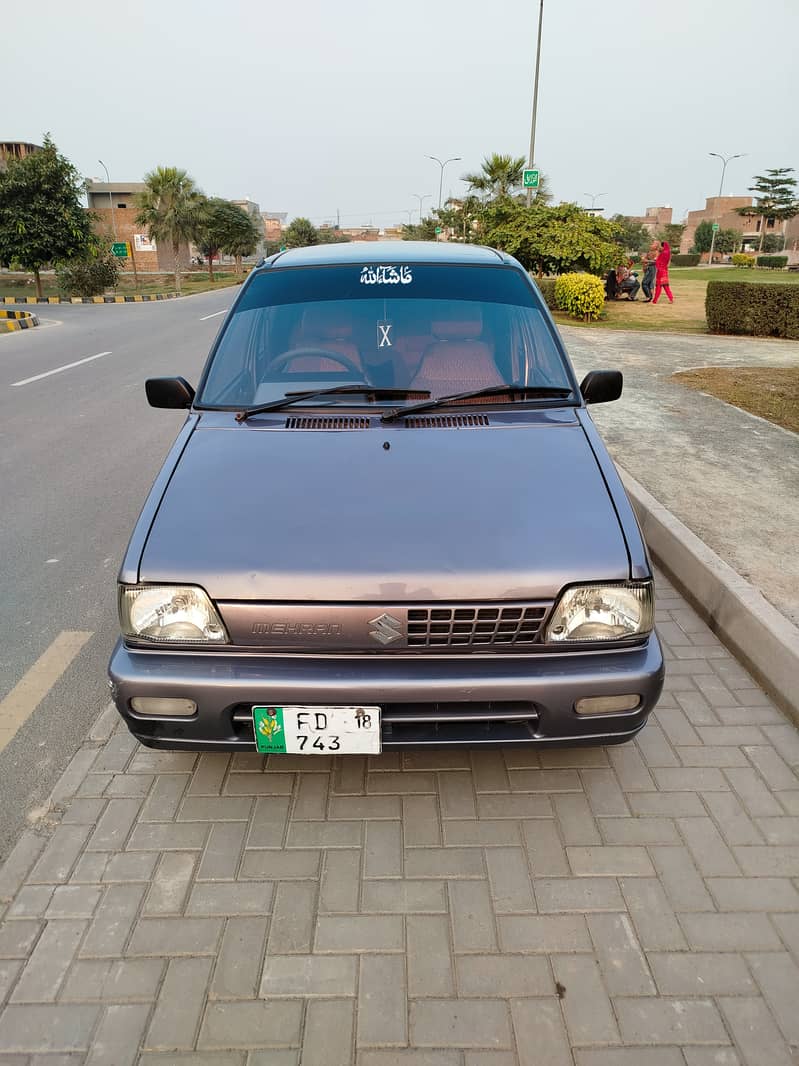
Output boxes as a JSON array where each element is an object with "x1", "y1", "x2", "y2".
[
  {"x1": 620, "y1": 465, "x2": 799, "y2": 727},
  {"x1": 2, "y1": 293, "x2": 182, "y2": 305},
  {"x1": 0, "y1": 308, "x2": 39, "y2": 331}
]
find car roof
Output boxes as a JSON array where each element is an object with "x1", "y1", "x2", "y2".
[{"x1": 262, "y1": 240, "x2": 512, "y2": 269}]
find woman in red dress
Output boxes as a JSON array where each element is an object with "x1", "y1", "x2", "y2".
[{"x1": 651, "y1": 241, "x2": 674, "y2": 304}]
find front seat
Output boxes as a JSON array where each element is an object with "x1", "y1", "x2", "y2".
[
  {"x1": 410, "y1": 308, "x2": 501, "y2": 395},
  {"x1": 287, "y1": 307, "x2": 362, "y2": 373}
]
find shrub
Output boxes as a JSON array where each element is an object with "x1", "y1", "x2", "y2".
[
  {"x1": 533, "y1": 276, "x2": 557, "y2": 311},
  {"x1": 756, "y1": 255, "x2": 788, "y2": 269},
  {"x1": 554, "y1": 272, "x2": 606, "y2": 321},
  {"x1": 670, "y1": 254, "x2": 700, "y2": 267},
  {"x1": 732, "y1": 253, "x2": 755, "y2": 268},
  {"x1": 56, "y1": 253, "x2": 120, "y2": 296},
  {"x1": 706, "y1": 281, "x2": 799, "y2": 339}
]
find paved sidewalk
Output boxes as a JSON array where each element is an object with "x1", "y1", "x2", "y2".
[
  {"x1": 2, "y1": 573, "x2": 799, "y2": 1064},
  {"x1": 564, "y1": 327, "x2": 799, "y2": 627}
]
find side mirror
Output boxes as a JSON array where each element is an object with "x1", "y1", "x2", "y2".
[
  {"x1": 580, "y1": 370, "x2": 623, "y2": 405},
  {"x1": 145, "y1": 377, "x2": 195, "y2": 409}
]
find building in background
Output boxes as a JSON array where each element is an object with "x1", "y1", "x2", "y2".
[
  {"x1": 0, "y1": 140, "x2": 42, "y2": 172},
  {"x1": 86, "y1": 180, "x2": 191, "y2": 272},
  {"x1": 262, "y1": 212, "x2": 287, "y2": 245},
  {"x1": 629, "y1": 206, "x2": 673, "y2": 234},
  {"x1": 676, "y1": 195, "x2": 785, "y2": 254},
  {"x1": 231, "y1": 199, "x2": 264, "y2": 257}
]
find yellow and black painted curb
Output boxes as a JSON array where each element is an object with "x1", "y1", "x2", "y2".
[
  {"x1": 1, "y1": 293, "x2": 182, "y2": 305},
  {"x1": 0, "y1": 308, "x2": 40, "y2": 331}
]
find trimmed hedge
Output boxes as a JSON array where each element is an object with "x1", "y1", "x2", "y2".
[
  {"x1": 533, "y1": 276, "x2": 557, "y2": 311},
  {"x1": 756, "y1": 255, "x2": 788, "y2": 269},
  {"x1": 732, "y1": 253, "x2": 755, "y2": 268},
  {"x1": 670, "y1": 253, "x2": 700, "y2": 267},
  {"x1": 706, "y1": 281, "x2": 799, "y2": 339},
  {"x1": 554, "y1": 273, "x2": 606, "y2": 321}
]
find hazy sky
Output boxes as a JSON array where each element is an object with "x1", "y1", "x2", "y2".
[{"x1": 7, "y1": 0, "x2": 797, "y2": 228}]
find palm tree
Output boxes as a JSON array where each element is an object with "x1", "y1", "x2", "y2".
[
  {"x1": 135, "y1": 167, "x2": 204, "y2": 292},
  {"x1": 462, "y1": 154, "x2": 525, "y2": 199}
]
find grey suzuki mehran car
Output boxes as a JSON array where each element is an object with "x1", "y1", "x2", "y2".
[{"x1": 109, "y1": 242, "x2": 664, "y2": 754}]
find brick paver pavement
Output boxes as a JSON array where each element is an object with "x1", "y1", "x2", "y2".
[{"x1": 1, "y1": 572, "x2": 799, "y2": 1064}]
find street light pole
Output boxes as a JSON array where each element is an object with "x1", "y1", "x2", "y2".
[
  {"x1": 98, "y1": 159, "x2": 117, "y2": 241},
  {"x1": 707, "y1": 152, "x2": 744, "y2": 265},
  {"x1": 426, "y1": 156, "x2": 462, "y2": 211},
  {"x1": 412, "y1": 193, "x2": 431, "y2": 223},
  {"x1": 584, "y1": 192, "x2": 606, "y2": 211},
  {"x1": 526, "y1": 0, "x2": 545, "y2": 208}
]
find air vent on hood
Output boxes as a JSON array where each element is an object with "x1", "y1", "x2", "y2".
[
  {"x1": 405, "y1": 414, "x2": 491, "y2": 428},
  {"x1": 285, "y1": 416, "x2": 370, "y2": 430}
]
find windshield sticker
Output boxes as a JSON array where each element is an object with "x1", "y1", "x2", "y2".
[
  {"x1": 360, "y1": 265, "x2": 413, "y2": 286},
  {"x1": 377, "y1": 321, "x2": 393, "y2": 348}
]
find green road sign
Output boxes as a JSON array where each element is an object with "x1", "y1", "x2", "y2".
[
  {"x1": 279, "y1": 245, "x2": 287, "y2": 251},
  {"x1": 435, "y1": 226, "x2": 442, "y2": 235},
  {"x1": 523, "y1": 169, "x2": 540, "y2": 189},
  {"x1": 711, "y1": 222, "x2": 720, "y2": 232},
  {"x1": 111, "y1": 242, "x2": 130, "y2": 257}
]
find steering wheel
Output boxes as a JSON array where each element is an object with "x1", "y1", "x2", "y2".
[{"x1": 270, "y1": 347, "x2": 364, "y2": 378}]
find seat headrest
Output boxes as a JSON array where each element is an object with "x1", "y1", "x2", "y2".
[
  {"x1": 431, "y1": 307, "x2": 483, "y2": 341},
  {"x1": 302, "y1": 307, "x2": 353, "y2": 340}
]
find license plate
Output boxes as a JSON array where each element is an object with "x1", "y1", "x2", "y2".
[{"x1": 252, "y1": 705, "x2": 382, "y2": 755}]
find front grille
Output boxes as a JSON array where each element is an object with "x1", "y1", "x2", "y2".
[
  {"x1": 404, "y1": 414, "x2": 490, "y2": 428},
  {"x1": 285, "y1": 416, "x2": 370, "y2": 430},
  {"x1": 407, "y1": 605, "x2": 548, "y2": 648}
]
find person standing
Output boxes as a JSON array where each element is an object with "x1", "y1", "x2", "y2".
[
  {"x1": 641, "y1": 240, "x2": 658, "y2": 302},
  {"x1": 652, "y1": 240, "x2": 674, "y2": 305}
]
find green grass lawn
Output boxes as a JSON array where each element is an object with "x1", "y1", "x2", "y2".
[
  {"x1": 555, "y1": 266, "x2": 799, "y2": 335},
  {"x1": 0, "y1": 272, "x2": 245, "y2": 298}
]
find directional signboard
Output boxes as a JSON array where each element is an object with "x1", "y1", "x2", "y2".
[
  {"x1": 712, "y1": 223, "x2": 720, "y2": 232},
  {"x1": 111, "y1": 242, "x2": 131, "y2": 258},
  {"x1": 523, "y1": 169, "x2": 540, "y2": 189}
]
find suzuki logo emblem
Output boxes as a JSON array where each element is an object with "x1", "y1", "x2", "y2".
[{"x1": 368, "y1": 613, "x2": 403, "y2": 645}]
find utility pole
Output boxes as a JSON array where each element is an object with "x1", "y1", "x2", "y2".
[
  {"x1": 707, "y1": 152, "x2": 744, "y2": 265},
  {"x1": 526, "y1": 0, "x2": 544, "y2": 208},
  {"x1": 413, "y1": 193, "x2": 431, "y2": 223},
  {"x1": 426, "y1": 156, "x2": 461, "y2": 210}
]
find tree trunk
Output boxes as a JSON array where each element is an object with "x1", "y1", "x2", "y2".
[
  {"x1": 34, "y1": 269, "x2": 42, "y2": 299},
  {"x1": 173, "y1": 241, "x2": 181, "y2": 294},
  {"x1": 235, "y1": 254, "x2": 242, "y2": 276},
  {"x1": 208, "y1": 253, "x2": 214, "y2": 283},
  {"x1": 758, "y1": 217, "x2": 765, "y2": 253}
]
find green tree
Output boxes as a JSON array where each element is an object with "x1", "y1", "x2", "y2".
[
  {"x1": 736, "y1": 168, "x2": 799, "y2": 251},
  {"x1": 135, "y1": 166, "x2": 205, "y2": 292},
  {"x1": 317, "y1": 227, "x2": 350, "y2": 244},
  {"x1": 285, "y1": 217, "x2": 319, "y2": 248},
  {"x1": 692, "y1": 220, "x2": 741, "y2": 255},
  {"x1": 610, "y1": 215, "x2": 651, "y2": 254},
  {"x1": 657, "y1": 223, "x2": 686, "y2": 252},
  {"x1": 0, "y1": 134, "x2": 94, "y2": 298},
  {"x1": 220, "y1": 204, "x2": 261, "y2": 275},
  {"x1": 484, "y1": 200, "x2": 623, "y2": 276},
  {"x1": 401, "y1": 217, "x2": 439, "y2": 241},
  {"x1": 463, "y1": 153, "x2": 525, "y2": 198}
]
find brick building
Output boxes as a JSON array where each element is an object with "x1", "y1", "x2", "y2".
[
  {"x1": 0, "y1": 140, "x2": 42, "y2": 172},
  {"x1": 629, "y1": 206, "x2": 673, "y2": 234},
  {"x1": 262, "y1": 212, "x2": 287, "y2": 244},
  {"x1": 86, "y1": 181, "x2": 192, "y2": 272}
]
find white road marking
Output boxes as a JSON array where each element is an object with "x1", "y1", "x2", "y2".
[
  {"x1": 0, "y1": 630, "x2": 93, "y2": 753},
  {"x1": 200, "y1": 309, "x2": 228, "y2": 321},
  {"x1": 10, "y1": 351, "x2": 112, "y2": 387}
]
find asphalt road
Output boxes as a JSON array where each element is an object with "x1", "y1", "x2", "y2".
[{"x1": 0, "y1": 288, "x2": 234, "y2": 857}]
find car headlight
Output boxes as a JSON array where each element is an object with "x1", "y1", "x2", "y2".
[
  {"x1": 545, "y1": 582, "x2": 654, "y2": 643},
  {"x1": 119, "y1": 585, "x2": 229, "y2": 644}
]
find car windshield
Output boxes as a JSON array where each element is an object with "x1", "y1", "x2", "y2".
[{"x1": 196, "y1": 263, "x2": 574, "y2": 409}]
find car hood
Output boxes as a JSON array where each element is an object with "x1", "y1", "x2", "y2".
[{"x1": 139, "y1": 417, "x2": 631, "y2": 602}]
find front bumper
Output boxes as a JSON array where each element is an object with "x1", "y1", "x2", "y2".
[{"x1": 108, "y1": 634, "x2": 664, "y2": 750}]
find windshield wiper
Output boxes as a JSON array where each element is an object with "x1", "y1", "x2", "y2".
[
  {"x1": 380, "y1": 384, "x2": 574, "y2": 423},
  {"x1": 235, "y1": 386, "x2": 430, "y2": 422}
]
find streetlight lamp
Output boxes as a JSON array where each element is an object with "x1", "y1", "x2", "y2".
[
  {"x1": 526, "y1": 0, "x2": 545, "y2": 208},
  {"x1": 426, "y1": 156, "x2": 461, "y2": 211},
  {"x1": 584, "y1": 192, "x2": 606, "y2": 211},
  {"x1": 98, "y1": 159, "x2": 117, "y2": 241},
  {"x1": 707, "y1": 152, "x2": 745, "y2": 265},
  {"x1": 412, "y1": 193, "x2": 431, "y2": 223}
]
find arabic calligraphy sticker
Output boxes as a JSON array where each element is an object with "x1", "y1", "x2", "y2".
[{"x1": 360, "y1": 266, "x2": 413, "y2": 286}]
